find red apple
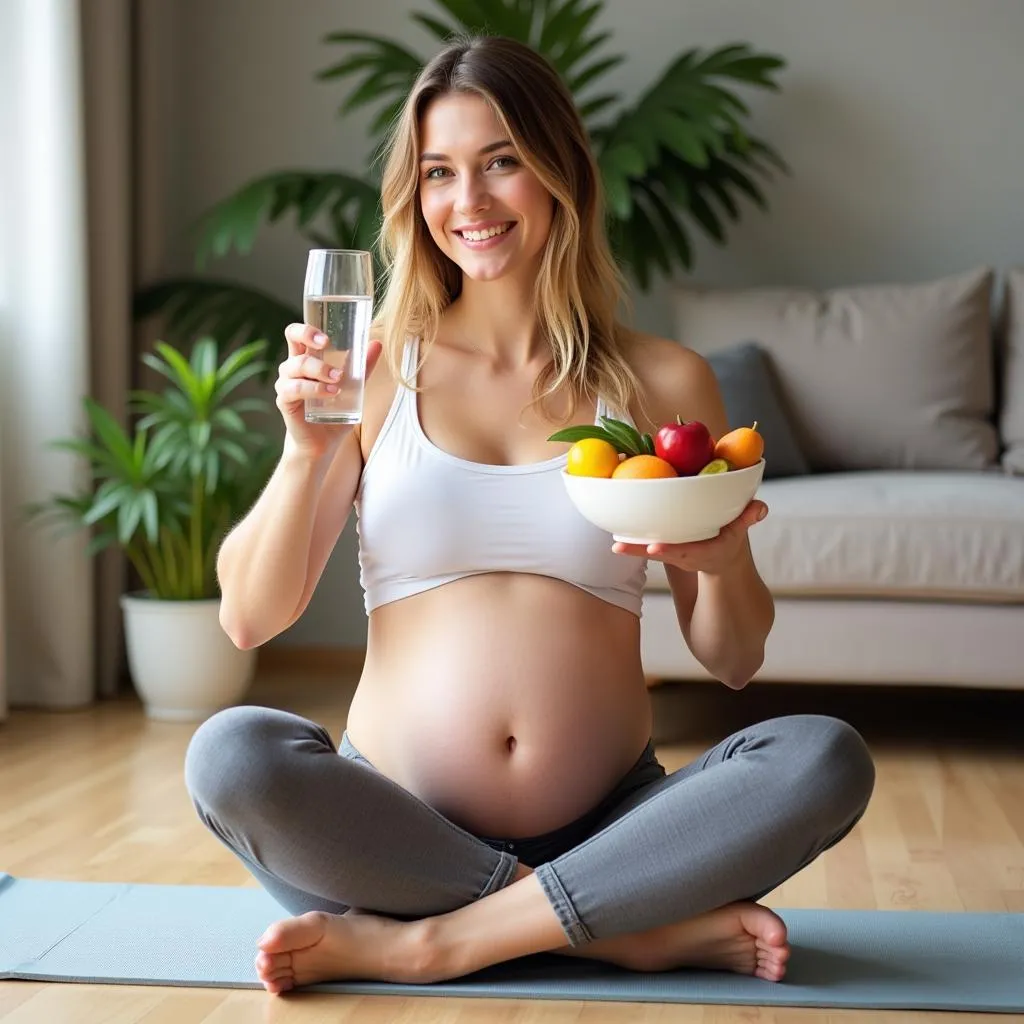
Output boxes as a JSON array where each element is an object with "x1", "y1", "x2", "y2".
[{"x1": 654, "y1": 416, "x2": 716, "y2": 475}]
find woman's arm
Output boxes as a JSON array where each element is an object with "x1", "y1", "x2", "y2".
[
  {"x1": 626, "y1": 335, "x2": 774, "y2": 689},
  {"x1": 217, "y1": 430, "x2": 364, "y2": 649}
]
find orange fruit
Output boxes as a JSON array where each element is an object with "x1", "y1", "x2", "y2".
[
  {"x1": 566, "y1": 438, "x2": 620, "y2": 478},
  {"x1": 714, "y1": 421, "x2": 764, "y2": 469},
  {"x1": 612, "y1": 455, "x2": 678, "y2": 479}
]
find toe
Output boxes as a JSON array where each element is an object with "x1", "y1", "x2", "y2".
[
  {"x1": 757, "y1": 939, "x2": 790, "y2": 963},
  {"x1": 258, "y1": 911, "x2": 328, "y2": 953},
  {"x1": 255, "y1": 950, "x2": 291, "y2": 973},
  {"x1": 743, "y1": 905, "x2": 787, "y2": 947},
  {"x1": 265, "y1": 977, "x2": 295, "y2": 995}
]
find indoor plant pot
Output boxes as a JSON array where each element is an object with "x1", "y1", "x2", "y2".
[
  {"x1": 120, "y1": 594, "x2": 256, "y2": 721},
  {"x1": 30, "y1": 336, "x2": 278, "y2": 720}
]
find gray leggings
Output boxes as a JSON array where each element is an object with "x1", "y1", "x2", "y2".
[{"x1": 184, "y1": 708, "x2": 874, "y2": 946}]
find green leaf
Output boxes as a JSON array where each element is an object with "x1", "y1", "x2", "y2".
[
  {"x1": 635, "y1": 181, "x2": 692, "y2": 268},
  {"x1": 714, "y1": 157, "x2": 768, "y2": 210},
  {"x1": 314, "y1": 52, "x2": 387, "y2": 83},
  {"x1": 154, "y1": 343, "x2": 203, "y2": 406},
  {"x1": 191, "y1": 337, "x2": 218, "y2": 387},
  {"x1": 342, "y1": 68, "x2": 413, "y2": 115},
  {"x1": 318, "y1": 32, "x2": 422, "y2": 119},
  {"x1": 204, "y1": 449, "x2": 220, "y2": 495},
  {"x1": 82, "y1": 486, "x2": 126, "y2": 526},
  {"x1": 546, "y1": 1, "x2": 603, "y2": 75},
  {"x1": 117, "y1": 493, "x2": 144, "y2": 545},
  {"x1": 601, "y1": 170, "x2": 632, "y2": 219},
  {"x1": 577, "y1": 92, "x2": 620, "y2": 123},
  {"x1": 568, "y1": 53, "x2": 624, "y2": 94},
  {"x1": 629, "y1": 188, "x2": 672, "y2": 278},
  {"x1": 83, "y1": 399, "x2": 136, "y2": 469},
  {"x1": 214, "y1": 361, "x2": 268, "y2": 401},
  {"x1": 431, "y1": 0, "x2": 492, "y2": 31},
  {"x1": 212, "y1": 408, "x2": 246, "y2": 434},
  {"x1": 410, "y1": 13, "x2": 458, "y2": 41},
  {"x1": 547, "y1": 424, "x2": 618, "y2": 446},
  {"x1": 599, "y1": 416, "x2": 644, "y2": 456},
  {"x1": 141, "y1": 490, "x2": 159, "y2": 545},
  {"x1": 688, "y1": 186, "x2": 726, "y2": 243},
  {"x1": 603, "y1": 143, "x2": 646, "y2": 179},
  {"x1": 654, "y1": 112, "x2": 709, "y2": 167},
  {"x1": 190, "y1": 421, "x2": 213, "y2": 452},
  {"x1": 320, "y1": 32, "x2": 422, "y2": 67},
  {"x1": 214, "y1": 339, "x2": 268, "y2": 386},
  {"x1": 192, "y1": 171, "x2": 380, "y2": 270},
  {"x1": 539, "y1": 0, "x2": 589, "y2": 53},
  {"x1": 218, "y1": 438, "x2": 250, "y2": 466}
]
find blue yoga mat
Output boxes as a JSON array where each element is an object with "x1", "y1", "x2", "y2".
[{"x1": 1, "y1": 873, "x2": 1022, "y2": 1011}]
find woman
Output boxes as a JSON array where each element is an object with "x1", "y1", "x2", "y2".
[{"x1": 185, "y1": 35, "x2": 874, "y2": 995}]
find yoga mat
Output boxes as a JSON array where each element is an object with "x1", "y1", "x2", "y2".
[{"x1": 1, "y1": 873, "x2": 1022, "y2": 1012}]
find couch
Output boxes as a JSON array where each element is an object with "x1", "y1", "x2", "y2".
[{"x1": 640, "y1": 266, "x2": 1024, "y2": 691}]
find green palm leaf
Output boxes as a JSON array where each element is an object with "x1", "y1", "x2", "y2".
[
  {"x1": 192, "y1": 171, "x2": 381, "y2": 268},
  {"x1": 317, "y1": 33, "x2": 424, "y2": 122},
  {"x1": 594, "y1": 41, "x2": 787, "y2": 276}
]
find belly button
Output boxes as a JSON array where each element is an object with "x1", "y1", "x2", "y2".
[{"x1": 506, "y1": 735, "x2": 517, "y2": 755}]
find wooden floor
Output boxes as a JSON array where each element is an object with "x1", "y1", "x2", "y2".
[{"x1": 1, "y1": 668, "x2": 1023, "y2": 1024}]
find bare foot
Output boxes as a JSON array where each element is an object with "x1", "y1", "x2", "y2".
[
  {"x1": 254, "y1": 909, "x2": 436, "y2": 994},
  {"x1": 561, "y1": 902, "x2": 790, "y2": 981}
]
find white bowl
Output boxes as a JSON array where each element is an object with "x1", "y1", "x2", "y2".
[{"x1": 563, "y1": 459, "x2": 765, "y2": 544}]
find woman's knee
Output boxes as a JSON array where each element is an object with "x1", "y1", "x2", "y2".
[
  {"x1": 183, "y1": 705, "x2": 331, "y2": 815},
  {"x1": 783, "y1": 714, "x2": 875, "y2": 823}
]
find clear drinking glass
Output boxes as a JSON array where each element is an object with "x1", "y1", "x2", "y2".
[{"x1": 303, "y1": 249, "x2": 374, "y2": 424}]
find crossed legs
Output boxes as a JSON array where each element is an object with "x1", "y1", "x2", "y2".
[{"x1": 184, "y1": 707, "x2": 874, "y2": 992}]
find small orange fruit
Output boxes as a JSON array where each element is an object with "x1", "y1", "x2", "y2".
[
  {"x1": 612, "y1": 455, "x2": 678, "y2": 479},
  {"x1": 566, "y1": 438, "x2": 620, "y2": 478},
  {"x1": 714, "y1": 421, "x2": 764, "y2": 469}
]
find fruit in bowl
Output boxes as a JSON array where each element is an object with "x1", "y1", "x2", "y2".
[{"x1": 549, "y1": 416, "x2": 765, "y2": 544}]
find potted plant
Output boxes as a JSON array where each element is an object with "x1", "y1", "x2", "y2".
[
  {"x1": 28, "y1": 336, "x2": 279, "y2": 721},
  {"x1": 135, "y1": 0, "x2": 788, "y2": 361}
]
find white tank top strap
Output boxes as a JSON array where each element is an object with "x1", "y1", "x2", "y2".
[
  {"x1": 394, "y1": 336, "x2": 423, "y2": 430},
  {"x1": 400, "y1": 335, "x2": 420, "y2": 380},
  {"x1": 357, "y1": 337, "x2": 419, "y2": 483},
  {"x1": 595, "y1": 392, "x2": 634, "y2": 427}
]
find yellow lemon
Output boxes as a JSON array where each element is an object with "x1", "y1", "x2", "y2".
[{"x1": 567, "y1": 438, "x2": 620, "y2": 478}]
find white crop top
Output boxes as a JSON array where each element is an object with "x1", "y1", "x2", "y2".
[{"x1": 354, "y1": 338, "x2": 648, "y2": 615}]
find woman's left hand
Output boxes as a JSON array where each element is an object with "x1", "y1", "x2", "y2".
[{"x1": 612, "y1": 499, "x2": 769, "y2": 576}]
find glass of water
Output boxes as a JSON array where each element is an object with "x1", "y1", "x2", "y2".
[{"x1": 303, "y1": 249, "x2": 374, "y2": 424}]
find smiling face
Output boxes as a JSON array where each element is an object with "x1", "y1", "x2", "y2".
[{"x1": 417, "y1": 91, "x2": 555, "y2": 285}]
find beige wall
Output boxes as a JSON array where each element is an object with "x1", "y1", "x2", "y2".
[{"x1": 158, "y1": 0, "x2": 1024, "y2": 647}]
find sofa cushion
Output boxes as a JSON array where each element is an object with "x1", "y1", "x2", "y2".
[
  {"x1": 706, "y1": 341, "x2": 810, "y2": 480},
  {"x1": 999, "y1": 268, "x2": 1024, "y2": 474},
  {"x1": 671, "y1": 268, "x2": 999, "y2": 473},
  {"x1": 644, "y1": 470, "x2": 1024, "y2": 602}
]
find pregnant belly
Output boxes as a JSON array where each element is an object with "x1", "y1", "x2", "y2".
[{"x1": 345, "y1": 574, "x2": 653, "y2": 838}]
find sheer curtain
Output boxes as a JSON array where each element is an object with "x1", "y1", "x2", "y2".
[{"x1": 0, "y1": 0, "x2": 133, "y2": 714}]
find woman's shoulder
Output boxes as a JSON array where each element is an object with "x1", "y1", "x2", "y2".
[{"x1": 618, "y1": 327, "x2": 727, "y2": 436}]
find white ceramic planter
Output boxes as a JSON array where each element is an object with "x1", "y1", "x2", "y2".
[{"x1": 120, "y1": 594, "x2": 256, "y2": 721}]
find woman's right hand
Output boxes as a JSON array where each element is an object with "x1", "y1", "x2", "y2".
[{"x1": 275, "y1": 323, "x2": 382, "y2": 461}]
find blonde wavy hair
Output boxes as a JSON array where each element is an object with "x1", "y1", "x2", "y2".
[{"x1": 374, "y1": 34, "x2": 642, "y2": 419}]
